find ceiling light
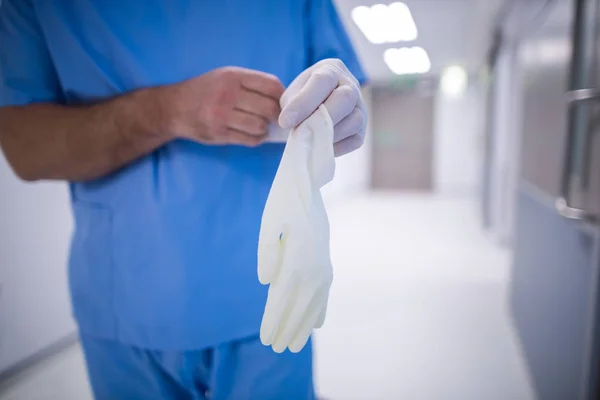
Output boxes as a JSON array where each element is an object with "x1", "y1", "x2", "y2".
[
  {"x1": 352, "y1": 2, "x2": 418, "y2": 44},
  {"x1": 440, "y1": 65, "x2": 468, "y2": 97},
  {"x1": 384, "y1": 47, "x2": 431, "y2": 75}
]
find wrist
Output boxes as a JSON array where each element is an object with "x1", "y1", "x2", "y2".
[{"x1": 134, "y1": 85, "x2": 179, "y2": 141}]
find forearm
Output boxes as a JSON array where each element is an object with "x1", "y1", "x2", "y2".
[{"x1": 0, "y1": 86, "x2": 174, "y2": 182}]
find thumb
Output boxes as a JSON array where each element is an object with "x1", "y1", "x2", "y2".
[
  {"x1": 257, "y1": 182, "x2": 288, "y2": 284},
  {"x1": 257, "y1": 224, "x2": 285, "y2": 285}
]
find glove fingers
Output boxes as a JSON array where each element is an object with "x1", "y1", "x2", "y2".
[
  {"x1": 279, "y1": 66, "x2": 313, "y2": 110},
  {"x1": 332, "y1": 84, "x2": 367, "y2": 158},
  {"x1": 323, "y1": 85, "x2": 359, "y2": 126},
  {"x1": 288, "y1": 288, "x2": 328, "y2": 353},
  {"x1": 279, "y1": 66, "x2": 339, "y2": 129},
  {"x1": 271, "y1": 284, "x2": 323, "y2": 353},
  {"x1": 333, "y1": 107, "x2": 366, "y2": 144},
  {"x1": 268, "y1": 283, "x2": 302, "y2": 353},
  {"x1": 260, "y1": 278, "x2": 294, "y2": 347},
  {"x1": 333, "y1": 132, "x2": 365, "y2": 158}
]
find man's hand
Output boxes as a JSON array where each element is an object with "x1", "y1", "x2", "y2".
[
  {"x1": 0, "y1": 67, "x2": 285, "y2": 182},
  {"x1": 168, "y1": 67, "x2": 285, "y2": 147},
  {"x1": 278, "y1": 59, "x2": 367, "y2": 157}
]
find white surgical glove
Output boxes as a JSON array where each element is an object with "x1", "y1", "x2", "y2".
[
  {"x1": 278, "y1": 58, "x2": 367, "y2": 157},
  {"x1": 258, "y1": 104, "x2": 335, "y2": 353},
  {"x1": 266, "y1": 122, "x2": 288, "y2": 143}
]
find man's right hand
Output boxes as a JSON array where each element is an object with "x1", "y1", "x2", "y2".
[
  {"x1": 0, "y1": 67, "x2": 285, "y2": 182},
  {"x1": 167, "y1": 67, "x2": 285, "y2": 147}
]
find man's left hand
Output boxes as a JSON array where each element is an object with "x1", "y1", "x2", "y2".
[{"x1": 278, "y1": 59, "x2": 367, "y2": 157}]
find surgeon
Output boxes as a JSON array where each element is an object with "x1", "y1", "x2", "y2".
[{"x1": 0, "y1": 1, "x2": 367, "y2": 399}]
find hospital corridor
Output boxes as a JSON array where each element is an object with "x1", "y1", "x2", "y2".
[{"x1": 2, "y1": 0, "x2": 600, "y2": 399}]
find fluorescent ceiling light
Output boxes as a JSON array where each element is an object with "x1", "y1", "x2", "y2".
[
  {"x1": 440, "y1": 65, "x2": 468, "y2": 97},
  {"x1": 384, "y1": 47, "x2": 431, "y2": 75},
  {"x1": 352, "y1": 2, "x2": 418, "y2": 44}
]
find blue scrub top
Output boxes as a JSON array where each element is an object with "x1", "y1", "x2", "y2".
[{"x1": 0, "y1": 0, "x2": 366, "y2": 350}]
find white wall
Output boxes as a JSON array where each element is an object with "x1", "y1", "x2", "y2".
[
  {"x1": 0, "y1": 154, "x2": 75, "y2": 374},
  {"x1": 487, "y1": 42, "x2": 524, "y2": 246},
  {"x1": 433, "y1": 83, "x2": 485, "y2": 196}
]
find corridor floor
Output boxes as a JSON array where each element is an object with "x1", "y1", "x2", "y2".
[
  {"x1": 314, "y1": 193, "x2": 533, "y2": 400},
  {"x1": 0, "y1": 194, "x2": 534, "y2": 400}
]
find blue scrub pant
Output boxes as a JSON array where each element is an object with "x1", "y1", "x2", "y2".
[{"x1": 80, "y1": 334, "x2": 315, "y2": 400}]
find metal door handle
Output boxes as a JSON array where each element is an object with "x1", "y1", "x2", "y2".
[
  {"x1": 565, "y1": 88, "x2": 600, "y2": 102},
  {"x1": 556, "y1": 89, "x2": 598, "y2": 222},
  {"x1": 555, "y1": 197, "x2": 595, "y2": 221}
]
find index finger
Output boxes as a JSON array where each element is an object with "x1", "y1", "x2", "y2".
[
  {"x1": 279, "y1": 66, "x2": 339, "y2": 129},
  {"x1": 279, "y1": 66, "x2": 313, "y2": 108},
  {"x1": 241, "y1": 71, "x2": 285, "y2": 100}
]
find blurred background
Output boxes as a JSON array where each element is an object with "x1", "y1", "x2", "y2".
[{"x1": 2, "y1": 0, "x2": 600, "y2": 399}]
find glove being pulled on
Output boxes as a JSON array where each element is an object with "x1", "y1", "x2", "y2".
[
  {"x1": 258, "y1": 104, "x2": 335, "y2": 353},
  {"x1": 278, "y1": 58, "x2": 367, "y2": 157}
]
